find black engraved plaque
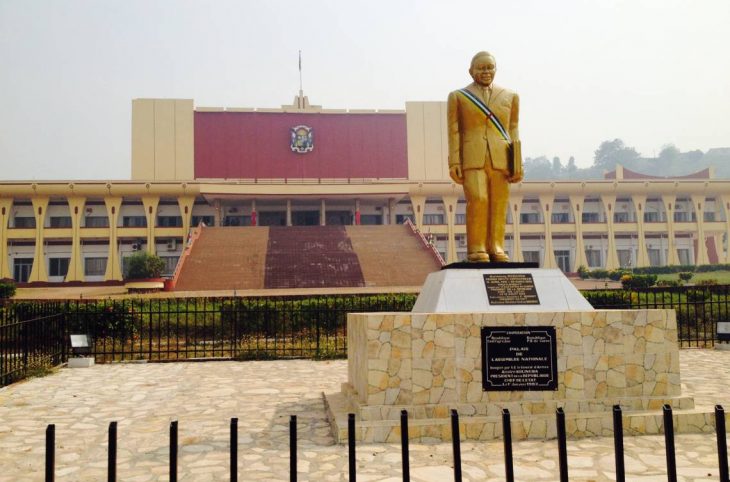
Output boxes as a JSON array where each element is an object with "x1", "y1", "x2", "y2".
[
  {"x1": 481, "y1": 326, "x2": 558, "y2": 391},
  {"x1": 483, "y1": 273, "x2": 540, "y2": 305}
]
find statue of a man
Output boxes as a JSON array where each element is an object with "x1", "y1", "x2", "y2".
[{"x1": 447, "y1": 51, "x2": 522, "y2": 262}]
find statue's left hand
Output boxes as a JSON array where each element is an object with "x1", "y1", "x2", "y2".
[
  {"x1": 508, "y1": 172, "x2": 523, "y2": 183},
  {"x1": 449, "y1": 165, "x2": 464, "y2": 184}
]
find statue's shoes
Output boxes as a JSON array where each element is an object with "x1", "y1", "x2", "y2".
[
  {"x1": 488, "y1": 251, "x2": 510, "y2": 262},
  {"x1": 467, "y1": 251, "x2": 490, "y2": 262}
]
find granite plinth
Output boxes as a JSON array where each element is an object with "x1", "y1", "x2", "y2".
[{"x1": 325, "y1": 309, "x2": 706, "y2": 443}]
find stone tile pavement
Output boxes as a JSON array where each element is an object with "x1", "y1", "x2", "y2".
[{"x1": 0, "y1": 350, "x2": 729, "y2": 481}]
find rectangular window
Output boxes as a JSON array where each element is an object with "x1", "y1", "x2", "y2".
[
  {"x1": 13, "y1": 217, "x2": 36, "y2": 228},
  {"x1": 677, "y1": 249, "x2": 692, "y2": 265},
  {"x1": 160, "y1": 256, "x2": 179, "y2": 276},
  {"x1": 122, "y1": 216, "x2": 147, "y2": 228},
  {"x1": 613, "y1": 212, "x2": 630, "y2": 223},
  {"x1": 704, "y1": 212, "x2": 716, "y2": 222},
  {"x1": 520, "y1": 213, "x2": 540, "y2": 224},
  {"x1": 582, "y1": 212, "x2": 600, "y2": 223},
  {"x1": 224, "y1": 215, "x2": 251, "y2": 226},
  {"x1": 644, "y1": 212, "x2": 661, "y2": 223},
  {"x1": 551, "y1": 213, "x2": 570, "y2": 224},
  {"x1": 84, "y1": 257, "x2": 107, "y2": 276},
  {"x1": 585, "y1": 249, "x2": 602, "y2": 268},
  {"x1": 13, "y1": 258, "x2": 33, "y2": 282},
  {"x1": 554, "y1": 250, "x2": 570, "y2": 272},
  {"x1": 522, "y1": 251, "x2": 540, "y2": 263},
  {"x1": 648, "y1": 248, "x2": 662, "y2": 266},
  {"x1": 673, "y1": 212, "x2": 691, "y2": 222},
  {"x1": 359, "y1": 214, "x2": 382, "y2": 225},
  {"x1": 617, "y1": 249, "x2": 632, "y2": 268},
  {"x1": 85, "y1": 216, "x2": 109, "y2": 228},
  {"x1": 396, "y1": 214, "x2": 414, "y2": 224},
  {"x1": 455, "y1": 214, "x2": 466, "y2": 225},
  {"x1": 191, "y1": 215, "x2": 214, "y2": 227},
  {"x1": 49, "y1": 258, "x2": 70, "y2": 277},
  {"x1": 50, "y1": 216, "x2": 72, "y2": 228},
  {"x1": 422, "y1": 214, "x2": 444, "y2": 225},
  {"x1": 157, "y1": 216, "x2": 183, "y2": 228}
]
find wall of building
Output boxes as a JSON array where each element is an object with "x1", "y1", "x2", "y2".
[
  {"x1": 131, "y1": 99, "x2": 195, "y2": 181},
  {"x1": 193, "y1": 111, "x2": 408, "y2": 180}
]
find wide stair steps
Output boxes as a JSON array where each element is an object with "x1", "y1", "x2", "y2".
[
  {"x1": 346, "y1": 225, "x2": 441, "y2": 287},
  {"x1": 264, "y1": 226, "x2": 365, "y2": 289},
  {"x1": 174, "y1": 227, "x2": 269, "y2": 291},
  {"x1": 174, "y1": 224, "x2": 442, "y2": 292}
]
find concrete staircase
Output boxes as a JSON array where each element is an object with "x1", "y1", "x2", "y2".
[
  {"x1": 346, "y1": 225, "x2": 441, "y2": 287},
  {"x1": 174, "y1": 227, "x2": 269, "y2": 291},
  {"x1": 173, "y1": 224, "x2": 442, "y2": 292},
  {"x1": 264, "y1": 226, "x2": 365, "y2": 289}
]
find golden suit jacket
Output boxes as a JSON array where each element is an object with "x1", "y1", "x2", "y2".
[{"x1": 447, "y1": 83, "x2": 520, "y2": 172}]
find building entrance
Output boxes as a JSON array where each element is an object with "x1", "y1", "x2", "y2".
[
  {"x1": 292, "y1": 211, "x2": 320, "y2": 226},
  {"x1": 259, "y1": 211, "x2": 286, "y2": 226}
]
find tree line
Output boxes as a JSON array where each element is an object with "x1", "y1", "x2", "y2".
[{"x1": 523, "y1": 140, "x2": 730, "y2": 180}]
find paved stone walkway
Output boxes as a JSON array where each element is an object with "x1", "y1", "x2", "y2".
[{"x1": 0, "y1": 350, "x2": 729, "y2": 481}]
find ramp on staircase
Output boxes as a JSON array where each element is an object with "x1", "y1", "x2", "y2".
[{"x1": 173, "y1": 224, "x2": 442, "y2": 292}]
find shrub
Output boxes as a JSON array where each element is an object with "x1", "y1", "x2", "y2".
[
  {"x1": 124, "y1": 252, "x2": 166, "y2": 279},
  {"x1": 697, "y1": 278, "x2": 719, "y2": 286},
  {"x1": 577, "y1": 265, "x2": 589, "y2": 279},
  {"x1": 589, "y1": 269, "x2": 610, "y2": 280},
  {"x1": 620, "y1": 274, "x2": 657, "y2": 289},
  {"x1": 0, "y1": 279, "x2": 17, "y2": 299},
  {"x1": 656, "y1": 279, "x2": 681, "y2": 287},
  {"x1": 678, "y1": 272, "x2": 694, "y2": 284},
  {"x1": 608, "y1": 269, "x2": 629, "y2": 281}
]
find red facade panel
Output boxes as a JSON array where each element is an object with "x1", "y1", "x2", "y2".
[{"x1": 194, "y1": 111, "x2": 408, "y2": 179}]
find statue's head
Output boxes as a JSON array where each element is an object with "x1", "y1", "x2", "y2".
[{"x1": 469, "y1": 51, "x2": 496, "y2": 87}]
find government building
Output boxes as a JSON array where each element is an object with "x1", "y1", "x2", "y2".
[{"x1": 1, "y1": 93, "x2": 728, "y2": 284}]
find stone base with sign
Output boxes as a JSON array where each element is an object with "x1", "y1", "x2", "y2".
[
  {"x1": 324, "y1": 268, "x2": 711, "y2": 443},
  {"x1": 324, "y1": 309, "x2": 712, "y2": 443}
]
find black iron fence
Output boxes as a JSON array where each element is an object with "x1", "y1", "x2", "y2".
[
  {"x1": 2, "y1": 285, "x2": 730, "y2": 386},
  {"x1": 0, "y1": 294, "x2": 416, "y2": 385},
  {"x1": 41, "y1": 405, "x2": 730, "y2": 481},
  {"x1": 583, "y1": 285, "x2": 730, "y2": 347},
  {"x1": 0, "y1": 301, "x2": 67, "y2": 386}
]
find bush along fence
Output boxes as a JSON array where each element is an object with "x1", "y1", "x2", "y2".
[
  {"x1": 0, "y1": 294, "x2": 416, "y2": 386},
  {"x1": 42, "y1": 405, "x2": 730, "y2": 481},
  {"x1": 2, "y1": 285, "x2": 730, "y2": 386}
]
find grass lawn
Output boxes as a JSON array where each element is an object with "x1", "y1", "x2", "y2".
[{"x1": 657, "y1": 270, "x2": 730, "y2": 284}]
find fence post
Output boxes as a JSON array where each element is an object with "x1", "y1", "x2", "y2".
[
  {"x1": 170, "y1": 420, "x2": 178, "y2": 482},
  {"x1": 108, "y1": 421, "x2": 117, "y2": 482},
  {"x1": 556, "y1": 407, "x2": 569, "y2": 482},
  {"x1": 45, "y1": 424, "x2": 55, "y2": 482},
  {"x1": 401, "y1": 409, "x2": 410, "y2": 482},
  {"x1": 450, "y1": 409, "x2": 462, "y2": 482},
  {"x1": 663, "y1": 404, "x2": 677, "y2": 482},
  {"x1": 612, "y1": 405, "x2": 625, "y2": 482},
  {"x1": 502, "y1": 409, "x2": 514, "y2": 482},
  {"x1": 348, "y1": 413, "x2": 357, "y2": 481},
  {"x1": 716, "y1": 405, "x2": 728, "y2": 482},
  {"x1": 290, "y1": 415, "x2": 297, "y2": 482},
  {"x1": 231, "y1": 417, "x2": 238, "y2": 482}
]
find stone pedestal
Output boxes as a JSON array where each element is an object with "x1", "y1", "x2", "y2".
[{"x1": 325, "y1": 310, "x2": 713, "y2": 443}]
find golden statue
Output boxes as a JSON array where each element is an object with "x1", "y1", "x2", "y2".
[{"x1": 447, "y1": 51, "x2": 523, "y2": 263}]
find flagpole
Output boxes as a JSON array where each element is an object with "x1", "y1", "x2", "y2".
[{"x1": 298, "y1": 50, "x2": 303, "y2": 94}]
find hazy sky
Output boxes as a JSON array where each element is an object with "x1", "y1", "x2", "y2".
[{"x1": 1, "y1": 0, "x2": 729, "y2": 180}]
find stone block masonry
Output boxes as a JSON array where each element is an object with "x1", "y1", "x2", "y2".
[{"x1": 325, "y1": 310, "x2": 715, "y2": 443}]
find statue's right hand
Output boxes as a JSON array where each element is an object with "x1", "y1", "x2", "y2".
[{"x1": 449, "y1": 165, "x2": 464, "y2": 184}]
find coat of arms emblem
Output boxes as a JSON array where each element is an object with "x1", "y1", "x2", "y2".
[{"x1": 290, "y1": 125, "x2": 314, "y2": 153}]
